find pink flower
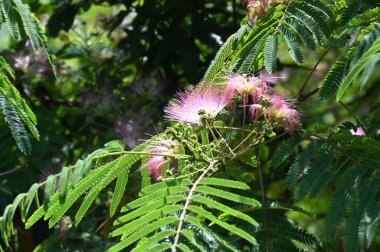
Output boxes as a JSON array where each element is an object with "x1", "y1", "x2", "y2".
[
  {"x1": 164, "y1": 86, "x2": 227, "y2": 125},
  {"x1": 350, "y1": 127, "x2": 366, "y2": 136},
  {"x1": 224, "y1": 74, "x2": 268, "y2": 107},
  {"x1": 266, "y1": 95, "x2": 301, "y2": 133},
  {"x1": 249, "y1": 104, "x2": 263, "y2": 120},
  {"x1": 147, "y1": 156, "x2": 166, "y2": 182},
  {"x1": 147, "y1": 139, "x2": 178, "y2": 181}
]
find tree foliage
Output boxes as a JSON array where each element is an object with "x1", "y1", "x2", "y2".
[{"x1": 0, "y1": 0, "x2": 379, "y2": 251}]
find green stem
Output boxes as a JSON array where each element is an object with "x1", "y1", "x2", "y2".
[
  {"x1": 339, "y1": 101, "x2": 367, "y2": 134},
  {"x1": 232, "y1": 127, "x2": 259, "y2": 152},
  {"x1": 94, "y1": 151, "x2": 190, "y2": 160},
  {"x1": 298, "y1": 49, "x2": 329, "y2": 99},
  {"x1": 256, "y1": 151, "x2": 271, "y2": 252},
  {"x1": 200, "y1": 128, "x2": 209, "y2": 145}
]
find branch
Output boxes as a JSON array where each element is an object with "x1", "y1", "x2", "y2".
[
  {"x1": 0, "y1": 166, "x2": 21, "y2": 177},
  {"x1": 298, "y1": 49, "x2": 329, "y2": 100},
  {"x1": 171, "y1": 160, "x2": 217, "y2": 252},
  {"x1": 256, "y1": 151, "x2": 271, "y2": 252}
]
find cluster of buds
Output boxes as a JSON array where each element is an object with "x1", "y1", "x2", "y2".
[
  {"x1": 147, "y1": 139, "x2": 178, "y2": 181},
  {"x1": 244, "y1": 0, "x2": 283, "y2": 22}
]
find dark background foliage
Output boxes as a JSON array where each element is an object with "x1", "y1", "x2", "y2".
[{"x1": 0, "y1": 0, "x2": 246, "y2": 250}]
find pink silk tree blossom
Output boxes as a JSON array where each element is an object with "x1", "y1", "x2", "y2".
[
  {"x1": 224, "y1": 74, "x2": 269, "y2": 106},
  {"x1": 266, "y1": 95, "x2": 301, "y2": 133},
  {"x1": 164, "y1": 86, "x2": 227, "y2": 125},
  {"x1": 147, "y1": 139, "x2": 178, "y2": 181},
  {"x1": 350, "y1": 127, "x2": 366, "y2": 136}
]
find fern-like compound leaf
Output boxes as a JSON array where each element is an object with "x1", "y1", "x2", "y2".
[
  {"x1": 108, "y1": 217, "x2": 178, "y2": 252},
  {"x1": 286, "y1": 140, "x2": 323, "y2": 188},
  {"x1": 279, "y1": 26, "x2": 304, "y2": 64},
  {"x1": 319, "y1": 60, "x2": 349, "y2": 99},
  {"x1": 337, "y1": 36, "x2": 380, "y2": 101},
  {"x1": 195, "y1": 186, "x2": 261, "y2": 206},
  {"x1": 110, "y1": 168, "x2": 129, "y2": 217},
  {"x1": 0, "y1": 95, "x2": 31, "y2": 154},
  {"x1": 198, "y1": 178, "x2": 250, "y2": 189},
  {"x1": 323, "y1": 167, "x2": 364, "y2": 240},
  {"x1": 43, "y1": 175, "x2": 56, "y2": 211},
  {"x1": 58, "y1": 166, "x2": 71, "y2": 203},
  {"x1": 270, "y1": 133, "x2": 304, "y2": 168},
  {"x1": 12, "y1": 0, "x2": 40, "y2": 49},
  {"x1": 264, "y1": 34, "x2": 278, "y2": 73}
]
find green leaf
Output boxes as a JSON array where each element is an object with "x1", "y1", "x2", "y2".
[
  {"x1": 271, "y1": 133, "x2": 304, "y2": 168},
  {"x1": 117, "y1": 195, "x2": 185, "y2": 223},
  {"x1": 0, "y1": 96, "x2": 31, "y2": 155},
  {"x1": 0, "y1": 56, "x2": 15, "y2": 79},
  {"x1": 131, "y1": 230, "x2": 176, "y2": 252},
  {"x1": 188, "y1": 206, "x2": 257, "y2": 245},
  {"x1": 359, "y1": 52, "x2": 380, "y2": 89},
  {"x1": 337, "y1": 36, "x2": 380, "y2": 101},
  {"x1": 0, "y1": 0, "x2": 21, "y2": 40},
  {"x1": 196, "y1": 186, "x2": 261, "y2": 207},
  {"x1": 286, "y1": 140, "x2": 322, "y2": 188},
  {"x1": 59, "y1": 166, "x2": 71, "y2": 203},
  {"x1": 74, "y1": 154, "x2": 133, "y2": 226},
  {"x1": 192, "y1": 195, "x2": 259, "y2": 227},
  {"x1": 107, "y1": 217, "x2": 178, "y2": 252},
  {"x1": 43, "y1": 175, "x2": 56, "y2": 210},
  {"x1": 20, "y1": 183, "x2": 39, "y2": 222},
  {"x1": 123, "y1": 186, "x2": 189, "y2": 211},
  {"x1": 323, "y1": 167, "x2": 364, "y2": 240},
  {"x1": 199, "y1": 178, "x2": 250, "y2": 190},
  {"x1": 110, "y1": 168, "x2": 129, "y2": 217},
  {"x1": 13, "y1": 0, "x2": 40, "y2": 49},
  {"x1": 264, "y1": 35, "x2": 278, "y2": 73},
  {"x1": 110, "y1": 205, "x2": 181, "y2": 237},
  {"x1": 279, "y1": 26, "x2": 304, "y2": 64},
  {"x1": 319, "y1": 60, "x2": 349, "y2": 99}
]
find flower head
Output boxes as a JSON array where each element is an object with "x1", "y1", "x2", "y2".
[
  {"x1": 147, "y1": 138, "x2": 178, "y2": 181},
  {"x1": 164, "y1": 86, "x2": 227, "y2": 125},
  {"x1": 267, "y1": 95, "x2": 301, "y2": 133},
  {"x1": 224, "y1": 74, "x2": 268, "y2": 106},
  {"x1": 350, "y1": 127, "x2": 366, "y2": 136}
]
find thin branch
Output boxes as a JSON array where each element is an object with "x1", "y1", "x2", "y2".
[
  {"x1": 298, "y1": 88, "x2": 319, "y2": 102},
  {"x1": 0, "y1": 166, "x2": 21, "y2": 177},
  {"x1": 94, "y1": 151, "x2": 190, "y2": 160},
  {"x1": 212, "y1": 125, "x2": 252, "y2": 132},
  {"x1": 339, "y1": 101, "x2": 368, "y2": 134},
  {"x1": 298, "y1": 49, "x2": 329, "y2": 99},
  {"x1": 256, "y1": 151, "x2": 271, "y2": 252},
  {"x1": 232, "y1": 128, "x2": 259, "y2": 152},
  {"x1": 172, "y1": 161, "x2": 217, "y2": 252}
]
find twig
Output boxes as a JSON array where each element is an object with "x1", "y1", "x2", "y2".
[
  {"x1": 172, "y1": 161, "x2": 217, "y2": 252},
  {"x1": 232, "y1": 127, "x2": 259, "y2": 152},
  {"x1": 0, "y1": 166, "x2": 21, "y2": 177},
  {"x1": 212, "y1": 125, "x2": 252, "y2": 132},
  {"x1": 298, "y1": 49, "x2": 329, "y2": 99},
  {"x1": 94, "y1": 151, "x2": 190, "y2": 160},
  {"x1": 256, "y1": 151, "x2": 271, "y2": 252},
  {"x1": 298, "y1": 88, "x2": 319, "y2": 102},
  {"x1": 339, "y1": 101, "x2": 368, "y2": 134}
]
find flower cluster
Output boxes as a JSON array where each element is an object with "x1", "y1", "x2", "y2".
[
  {"x1": 164, "y1": 86, "x2": 228, "y2": 125},
  {"x1": 147, "y1": 139, "x2": 178, "y2": 181},
  {"x1": 164, "y1": 73, "x2": 301, "y2": 133},
  {"x1": 244, "y1": 0, "x2": 283, "y2": 22}
]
